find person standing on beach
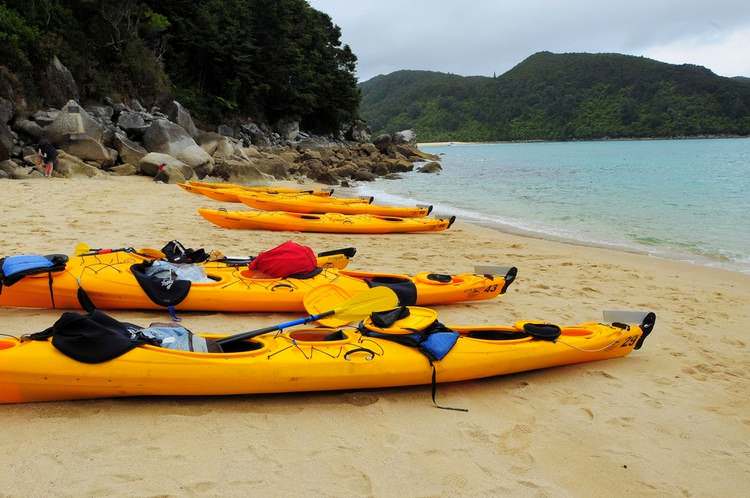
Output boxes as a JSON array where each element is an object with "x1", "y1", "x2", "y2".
[{"x1": 36, "y1": 139, "x2": 58, "y2": 178}]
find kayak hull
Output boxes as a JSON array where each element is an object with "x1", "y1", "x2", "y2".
[
  {"x1": 0, "y1": 317, "x2": 652, "y2": 404},
  {"x1": 198, "y1": 208, "x2": 454, "y2": 234}
]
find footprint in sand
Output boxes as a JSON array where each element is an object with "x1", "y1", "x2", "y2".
[
  {"x1": 497, "y1": 423, "x2": 535, "y2": 468},
  {"x1": 341, "y1": 392, "x2": 379, "y2": 406}
]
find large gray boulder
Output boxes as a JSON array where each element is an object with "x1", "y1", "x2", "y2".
[
  {"x1": 345, "y1": 120, "x2": 371, "y2": 143},
  {"x1": 197, "y1": 132, "x2": 224, "y2": 156},
  {"x1": 254, "y1": 157, "x2": 291, "y2": 179},
  {"x1": 372, "y1": 133, "x2": 392, "y2": 153},
  {"x1": 117, "y1": 111, "x2": 149, "y2": 135},
  {"x1": 0, "y1": 122, "x2": 13, "y2": 161},
  {"x1": 40, "y1": 56, "x2": 79, "y2": 108},
  {"x1": 138, "y1": 152, "x2": 193, "y2": 179},
  {"x1": 109, "y1": 163, "x2": 138, "y2": 176},
  {"x1": 130, "y1": 99, "x2": 146, "y2": 113},
  {"x1": 31, "y1": 110, "x2": 59, "y2": 126},
  {"x1": 55, "y1": 151, "x2": 102, "y2": 178},
  {"x1": 0, "y1": 159, "x2": 21, "y2": 178},
  {"x1": 393, "y1": 129, "x2": 417, "y2": 144},
  {"x1": 1, "y1": 159, "x2": 42, "y2": 179},
  {"x1": 217, "y1": 124, "x2": 235, "y2": 138},
  {"x1": 0, "y1": 98, "x2": 13, "y2": 125},
  {"x1": 143, "y1": 119, "x2": 212, "y2": 170},
  {"x1": 212, "y1": 159, "x2": 273, "y2": 184},
  {"x1": 167, "y1": 100, "x2": 199, "y2": 139},
  {"x1": 86, "y1": 105, "x2": 114, "y2": 122},
  {"x1": 44, "y1": 100, "x2": 103, "y2": 145},
  {"x1": 275, "y1": 119, "x2": 300, "y2": 141},
  {"x1": 61, "y1": 134, "x2": 116, "y2": 165},
  {"x1": 417, "y1": 161, "x2": 442, "y2": 173},
  {"x1": 0, "y1": 67, "x2": 22, "y2": 123},
  {"x1": 113, "y1": 133, "x2": 147, "y2": 165},
  {"x1": 240, "y1": 122, "x2": 271, "y2": 146}
]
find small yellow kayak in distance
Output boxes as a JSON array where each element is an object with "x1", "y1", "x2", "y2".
[
  {"x1": 238, "y1": 192, "x2": 431, "y2": 218},
  {"x1": 198, "y1": 208, "x2": 456, "y2": 234},
  {"x1": 189, "y1": 180, "x2": 334, "y2": 197}
]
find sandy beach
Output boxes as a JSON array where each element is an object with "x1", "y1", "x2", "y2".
[{"x1": 1, "y1": 176, "x2": 749, "y2": 497}]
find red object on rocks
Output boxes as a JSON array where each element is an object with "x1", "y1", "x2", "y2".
[{"x1": 248, "y1": 241, "x2": 317, "y2": 277}]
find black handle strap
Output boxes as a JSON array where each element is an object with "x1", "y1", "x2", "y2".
[{"x1": 431, "y1": 363, "x2": 468, "y2": 412}]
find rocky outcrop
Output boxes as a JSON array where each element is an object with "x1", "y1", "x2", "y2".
[
  {"x1": 417, "y1": 161, "x2": 442, "y2": 173},
  {"x1": 345, "y1": 120, "x2": 371, "y2": 143},
  {"x1": 117, "y1": 111, "x2": 149, "y2": 136},
  {"x1": 275, "y1": 119, "x2": 300, "y2": 141},
  {"x1": 1, "y1": 159, "x2": 23, "y2": 178},
  {"x1": 138, "y1": 152, "x2": 194, "y2": 179},
  {"x1": 254, "y1": 156, "x2": 291, "y2": 179},
  {"x1": 212, "y1": 159, "x2": 274, "y2": 184},
  {"x1": 113, "y1": 133, "x2": 147, "y2": 165},
  {"x1": 143, "y1": 119, "x2": 212, "y2": 170},
  {"x1": 109, "y1": 163, "x2": 138, "y2": 176},
  {"x1": 0, "y1": 122, "x2": 13, "y2": 161},
  {"x1": 1, "y1": 94, "x2": 442, "y2": 186},
  {"x1": 167, "y1": 100, "x2": 199, "y2": 139},
  {"x1": 44, "y1": 100, "x2": 103, "y2": 145},
  {"x1": 0, "y1": 67, "x2": 23, "y2": 122},
  {"x1": 240, "y1": 122, "x2": 270, "y2": 146},
  {"x1": 393, "y1": 129, "x2": 417, "y2": 144},
  {"x1": 0, "y1": 98, "x2": 13, "y2": 125},
  {"x1": 217, "y1": 124, "x2": 235, "y2": 138},
  {"x1": 54, "y1": 151, "x2": 102, "y2": 177},
  {"x1": 61, "y1": 135, "x2": 116, "y2": 165},
  {"x1": 40, "y1": 57, "x2": 79, "y2": 108}
]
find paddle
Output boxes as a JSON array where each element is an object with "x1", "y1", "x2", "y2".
[{"x1": 216, "y1": 285, "x2": 399, "y2": 349}]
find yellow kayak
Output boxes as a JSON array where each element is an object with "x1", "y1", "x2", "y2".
[
  {"x1": 189, "y1": 180, "x2": 333, "y2": 197},
  {"x1": 0, "y1": 310, "x2": 655, "y2": 403},
  {"x1": 198, "y1": 208, "x2": 455, "y2": 234},
  {"x1": 238, "y1": 192, "x2": 431, "y2": 218},
  {"x1": 180, "y1": 183, "x2": 373, "y2": 205},
  {"x1": 0, "y1": 248, "x2": 513, "y2": 311}
]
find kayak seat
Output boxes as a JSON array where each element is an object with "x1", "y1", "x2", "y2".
[
  {"x1": 289, "y1": 330, "x2": 347, "y2": 342},
  {"x1": 130, "y1": 263, "x2": 191, "y2": 307},
  {"x1": 219, "y1": 339, "x2": 264, "y2": 353},
  {"x1": 365, "y1": 277, "x2": 417, "y2": 306},
  {"x1": 465, "y1": 330, "x2": 529, "y2": 340}
]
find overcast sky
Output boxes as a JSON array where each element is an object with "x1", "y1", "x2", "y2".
[{"x1": 308, "y1": 0, "x2": 750, "y2": 81}]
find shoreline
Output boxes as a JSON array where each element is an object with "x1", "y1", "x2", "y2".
[
  {"x1": 417, "y1": 134, "x2": 750, "y2": 147},
  {"x1": 349, "y1": 184, "x2": 750, "y2": 276}
]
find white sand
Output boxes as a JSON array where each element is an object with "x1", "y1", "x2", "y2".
[{"x1": 1, "y1": 176, "x2": 748, "y2": 496}]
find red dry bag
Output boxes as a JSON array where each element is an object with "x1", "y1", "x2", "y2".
[{"x1": 248, "y1": 241, "x2": 317, "y2": 278}]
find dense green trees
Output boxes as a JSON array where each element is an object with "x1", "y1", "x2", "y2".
[
  {"x1": 0, "y1": 0, "x2": 359, "y2": 132},
  {"x1": 360, "y1": 52, "x2": 750, "y2": 141}
]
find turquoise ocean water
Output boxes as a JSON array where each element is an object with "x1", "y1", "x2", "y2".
[{"x1": 354, "y1": 139, "x2": 750, "y2": 273}]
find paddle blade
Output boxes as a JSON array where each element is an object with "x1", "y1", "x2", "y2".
[
  {"x1": 74, "y1": 242, "x2": 91, "y2": 255},
  {"x1": 137, "y1": 248, "x2": 166, "y2": 259},
  {"x1": 304, "y1": 285, "x2": 399, "y2": 327}
]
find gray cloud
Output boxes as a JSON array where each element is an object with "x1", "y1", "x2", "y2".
[{"x1": 308, "y1": 0, "x2": 750, "y2": 80}]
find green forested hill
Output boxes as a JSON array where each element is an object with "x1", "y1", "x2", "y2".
[
  {"x1": 0, "y1": 0, "x2": 358, "y2": 132},
  {"x1": 359, "y1": 52, "x2": 750, "y2": 141}
]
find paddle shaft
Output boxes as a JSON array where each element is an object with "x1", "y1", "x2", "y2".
[{"x1": 216, "y1": 310, "x2": 335, "y2": 346}]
